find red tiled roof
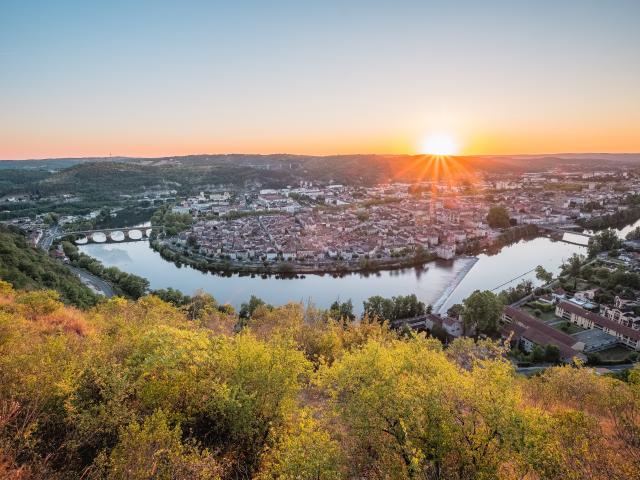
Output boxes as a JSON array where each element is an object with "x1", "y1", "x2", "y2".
[
  {"x1": 505, "y1": 306, "x2": 580, "y2": 347},
  {"x1": 557, "y1": 301, "x2": 640, "y2": 342},
  {"x1": 503, "y1": 306, "x2": 586, "y2": 361}
]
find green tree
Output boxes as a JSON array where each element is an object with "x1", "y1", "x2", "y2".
[
  {"x1": 362, "y1": 294, "x2": 426, "y2": 322},
  {"x1": 362, "y1": 295, "x2": 394, "y2": 321},
  {"x1": 535, "y1": 265, "x2": 554, "y2": 284},
  {"x1": 588, "y1": 229, "x2": 621, "y2": 257},
  {"x1": 328, "y1": 299, "x2": 355, "y2": 322},
  {"x1": 487, "y1": 206, "x2": 511, "y2": 229},
  {"x1": 447, "y1": 303, "x2": 464, "y2": 318},
  {"x1": 626, "y1": 226, "x2": 640, "y2": 241},
  {"x1": 462, "y1": 290, "x2": 504, "y2": 336},
  {"x1": 239, "y1": 295, "x2": 269, "y2": 319},
  {"x1": 562, "y1": 253, "x2": 585, "y2": 289}
]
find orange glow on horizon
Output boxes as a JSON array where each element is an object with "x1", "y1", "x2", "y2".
[
  {"x1": 2, "y1": 125, "x2": 640, "y2": 160},
  {"x1": 392, "y1": 154, "x2": 480, "y2": 188}
]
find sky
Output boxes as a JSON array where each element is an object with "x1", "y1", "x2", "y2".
[{"x1": 1, "y1": 0, "x2": 639, "y2": 159}]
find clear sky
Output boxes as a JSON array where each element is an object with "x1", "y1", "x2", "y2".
[{"x1": 1, "y1": 0, "x2": 639, "y2": 159}]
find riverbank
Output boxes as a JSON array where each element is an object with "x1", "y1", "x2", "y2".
[
  {"x1": 433, "y1": 256, "x2": 479, "y2": 313},
  {"x1": 151, "y1": 239, "x2": 439, "y2": 276},
  {"x1": 149, "y1": 224, "x2": 539, "y2": 277},
  {"x1": 75, "y1": 217, "x2": 640, "y2": 312}
]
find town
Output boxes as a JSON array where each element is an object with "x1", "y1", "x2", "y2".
[{"x1": 149, "y1": 167, "x2": 640, "y2": 273}]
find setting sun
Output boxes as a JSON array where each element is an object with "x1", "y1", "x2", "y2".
[{"x1": 420, "y1": 133, "x2": 460, "y2": 156}]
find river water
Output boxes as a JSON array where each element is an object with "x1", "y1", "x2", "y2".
[{"x1": 81, "y1": 219, "x2": 640, "y2": 314}]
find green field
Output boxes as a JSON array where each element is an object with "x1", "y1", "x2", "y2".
[
  {"x1": 551, "y1": 320, "x2": 585, "y2": 335},
  {"x1": 522, "y1": 305, "x2": 557, "y2": 322},
  {"x1": 595, "y1": 345, "x2": 634, "y2": 362}
]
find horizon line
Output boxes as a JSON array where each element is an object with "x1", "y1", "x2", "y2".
[{"x1": 2, "y1": 151, "x2": 640, "y2": 162}]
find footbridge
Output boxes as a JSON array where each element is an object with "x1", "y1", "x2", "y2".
[
  {"x1": 537, "y1": 224, "x2": 592, "y2": 238},
  {"x1": 57, "y1": 226, "x2": 161, "y2": 244},
  {"x1": 537, "y1": 224, "x2": 592, "y2": 246}
]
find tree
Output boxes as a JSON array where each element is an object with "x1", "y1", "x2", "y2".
[
  {"x1": 257, "y1": 411, "x2": 344, "y2": 479},
  {"x1": 328, "y1": 299, "x2": 355, "y2": 322},
  {"x1": 486, "y1": 206, "x2": 511, "y2": 229},
  {"x1": 588, "y1": 229, "x2": 621, "y2": 257},
  {"x1": 447, "y1": 303, "x2": 464, "y2": 318},
  {"x1": 545, "y1": 344, "x2": 560, "y2": 363},
  {"x1": 319, "y1": 337, "x2": 524, "y2": 479},
  {"x1": 186, "y1": 234, "x2": 198, "y2": 248},
  {"x1": 562, "y1": 253, "x2": 585, "y2": 289},
  {"x1": 15, "y1": 289, "x2": 63, "y2": 320},
  {"x1": 185, "y1": 290, "x2": 218, "y2": 321},
  {"x1": 43, "y1": 212, "x2": 60, "y2": 225},
  {"x1": 239, "y1": 295, "x2": 269, "y2": 319},
  {"x1": 100, "y1": 410, "x2": 222, "y2": 480},
  {"x1": 535, "y1": 265, "x2": 554, "y2": 285},
  {"x1": 413, "y1": 244, "x2": 431, "y2": 265},
  {"x1": 626, "y1": 226, "x2": 640, "y2": 241},
  {"x1": 362, "y1": 294, "x2": 426, "y2": 322},
  {"x1": 462, "y1": 290, "x2": 504, "y2": 336},
  {"x1": 362, "y1": 295, "x2": 394, "y2": 321}
]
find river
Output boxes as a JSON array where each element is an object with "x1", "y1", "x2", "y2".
[{"x1": 79, "y1": 219, "x2": 640, "y2": 314}]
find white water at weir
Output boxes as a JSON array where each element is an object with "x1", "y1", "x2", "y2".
[{"x1": 433, "y1": 257, "x2": 478, "y2": 313}]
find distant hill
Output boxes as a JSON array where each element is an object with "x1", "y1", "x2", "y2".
[{"x1": 1, "y1": 153, "x2": 639, "y2": 198}]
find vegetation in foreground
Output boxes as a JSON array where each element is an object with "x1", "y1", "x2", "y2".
[{"x1": 1, "y1": 280, "x2": 639, "y2": 479}]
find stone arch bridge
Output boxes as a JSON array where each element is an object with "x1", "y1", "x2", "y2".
[{"x1": 58, "y1": 226, "x2": 162, "y2": 244}]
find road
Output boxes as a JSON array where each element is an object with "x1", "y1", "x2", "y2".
[
  {"x1": 35, "y1": 225, "x2": 115, "y2": 297},
  {"x1": 516, "y1": 363, "x2": 636, "y2": 375},
  {"x1": 66, "y1": 265, "x2": 116, "y2": 297},
  {"x1": 38, "y1": 225, "x2": 60, "y2": 251}
]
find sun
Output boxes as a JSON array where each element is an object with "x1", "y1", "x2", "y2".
[{"x1": 419, "y1": 132, "x2": 460, "y2": 156}]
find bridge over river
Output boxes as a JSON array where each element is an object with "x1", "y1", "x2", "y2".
[
  {"x1": 57, "y1": 226, "x2": 161, "y2": 244},
  {"x1": 536, "y1": 224, "x2": 592, "y2": 246}
]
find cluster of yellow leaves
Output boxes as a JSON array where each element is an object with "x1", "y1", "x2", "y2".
[{"x1": 0, "y1": 282, "x2": 639, "y2": 479}]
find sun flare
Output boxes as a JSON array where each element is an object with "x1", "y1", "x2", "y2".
[{"x1": 419, "y1": 132, "x2": 460, "y2": 156}]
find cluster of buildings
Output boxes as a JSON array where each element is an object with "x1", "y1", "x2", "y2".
[
  {"x1": 502, "y1": 254, "x2": 640, "y2": 365},
  {"x1": 173, "y1": 183, "x2": 502, "y2": 264},
  {"x1": 167, "y1": 169, "x2": 640, "y2": 268},
  {"x1": 394, "y1": 282, "x2": 640, "y2": 367}
]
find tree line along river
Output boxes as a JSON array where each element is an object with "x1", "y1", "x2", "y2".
[{"x1": 78, "y1": 220, "x2": 640, "y2": 314}]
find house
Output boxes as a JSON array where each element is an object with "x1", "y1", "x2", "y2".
[
  {"x1": 556, "y1": 300, "x2": 640, "y2": 350},
  {"x1": 391, "y1": 314, "x2": 462, "y2": 340},
  {"x1": 502, "y1": 306, "x2": 587, "y2": 363},
  {"x1": 436, "y1": 243, "x2": 455, "y2": 260},
  {"x1": 601, "y1": 296, "x2": 640, "y2": 330},
  {"x1": 574, "y1": 289, "x2": 598, "y2": 302}
]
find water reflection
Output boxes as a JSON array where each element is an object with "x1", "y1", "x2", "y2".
[{"x1": 78, "y1": 219, "x2": 640, "y2": 313}]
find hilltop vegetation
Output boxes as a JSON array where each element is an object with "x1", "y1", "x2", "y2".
[
  {"x1": 0, "y1": 281, "x2": 639, "y2": 479},
  {"x1": 3, "y1": 153, "x2": 640, "y2": 203},
  {"x1": 0, "y1": 225, "x2": 98, "y2": 307}
]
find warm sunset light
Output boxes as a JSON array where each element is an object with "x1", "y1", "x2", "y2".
[{"x1": 419, "y1": 133, "x2": 460, "y2": 156}]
